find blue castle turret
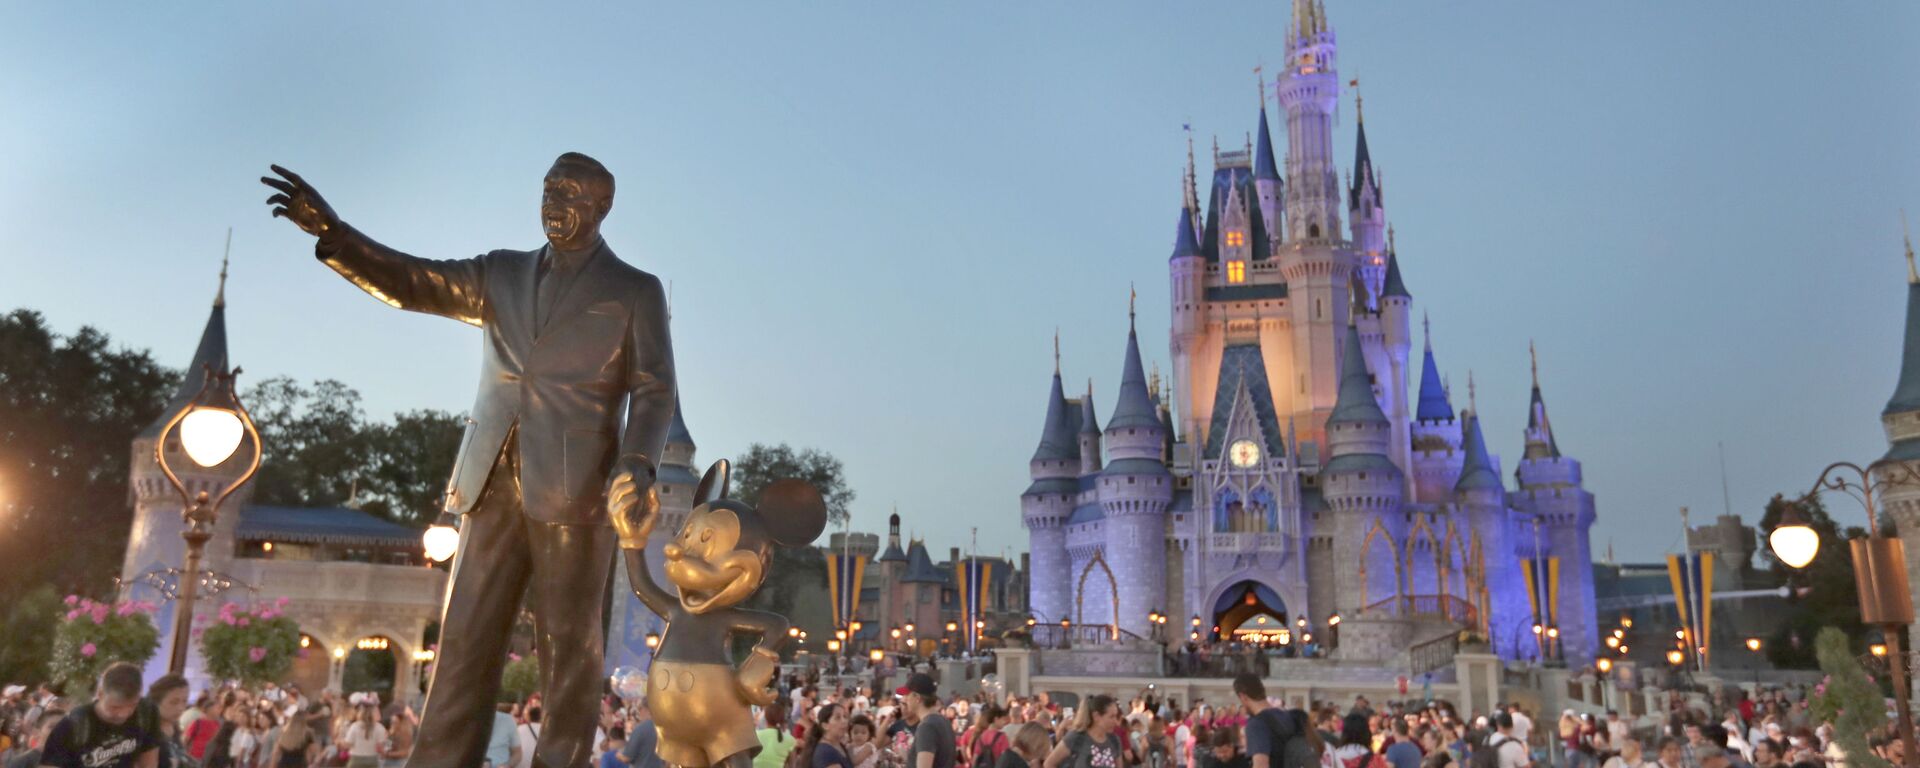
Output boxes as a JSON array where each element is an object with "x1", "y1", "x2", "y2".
[
  {"x1": 1512, "y1": 345, "x2": 1598, "y2": 664},
  {"x1": 1022, "y1": 360, "x2": 1079, "y2": 628},
  {"x1": 1098, "y1": 311, "x2": 1172, "y2": 638}
]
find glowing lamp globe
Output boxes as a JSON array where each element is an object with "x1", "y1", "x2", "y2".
[
  {"x1": 1666, "y1": 649, "x2": 1684, "y2": 666},
  {"x1": 422, "y1": 524, "x2": 459, "y2": 563},
  {"x1": 180, "y1": 406, "x2": 247, "y2": 467},
  {"x1": 1769, "y1": 519, "x2": 1819, "y2": 569}
]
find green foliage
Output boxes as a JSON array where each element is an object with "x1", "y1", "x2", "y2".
[
  {"x1": 0, "y1": 586, "x2": 64, "y2": 686},
  {"x1": 1808, "y1": 628, "x2": 1891, "y2": 768},
  {"x1": 728, "y1": 443, "x2": 855, "y2": 525},
  {"x1": 344, "y1": 648, "x2": 396, "y2": 697},
  {"x1": 246, "y1": 376, "x2": 464, "y2": 527},
  {"x1": 49, "y1": 596, "x2": 160, "y2": 695},
  {"x1": 0, "y1": 310, "x2": 179, "y2": 599},
  {"x1": 197, "y1": 599, "x2": 301, "y2": 687},
  {"x1": 1758, "y1": 494, "x2": 1866, "y2": 668},
  {"x1": 500, "y1": 653, "x2": 540, "y2": 703}
]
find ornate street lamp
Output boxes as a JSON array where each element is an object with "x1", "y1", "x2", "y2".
[
  {"x1": 423, "y1": 511, "x2": 459, "y2": 564},
  {"x1": 153, "y1": 365, "x2": 263, "y2": 675},
  {"x1": 645, "y1": 632, "x2": 661, "y2": 650},
  {"x1": 1771, "y1": 460, "x2": 1920, "y2": 767},
  {"x1": 1768, "y1": 504, "x2": 1818, "y2": 569}
]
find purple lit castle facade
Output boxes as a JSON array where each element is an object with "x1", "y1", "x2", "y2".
[{"x1": 1022, "y1": 0, "x2": 1598, "y2": 666}]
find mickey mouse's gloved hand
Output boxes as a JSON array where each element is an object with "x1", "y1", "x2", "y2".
[
  {"x1": 607, "y1": 454, "x2": 660, "y2": 549},
  {"x1": 736, "y1": 647, "x2": 779, "y2": 707}
]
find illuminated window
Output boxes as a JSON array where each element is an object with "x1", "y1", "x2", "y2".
[
  {"x1": 1225, "y1": 231, "x2": 1245, "y2": 248},
  {"x1": 1227, "y1": 261, "x2": 1246, "y2": 284}
]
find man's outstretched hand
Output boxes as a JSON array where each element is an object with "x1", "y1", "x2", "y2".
[{"x1": 261, "y1": 165, "x2": 340, "y2": 238}]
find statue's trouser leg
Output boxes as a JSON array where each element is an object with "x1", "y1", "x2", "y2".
[
  {"x1": 720, "y1": 750, "x2": 757, "y2": 768},
  {"x1": 528, "y1": 521, "x2": 615, "y2": 768},
  {"x1": 408, "y1": 445, "x2": 532, "y2": 768}
]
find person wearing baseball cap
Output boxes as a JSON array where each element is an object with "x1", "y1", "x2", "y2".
[{"x1": 897, "y1": 675, "x2": 954, "y2": 768}]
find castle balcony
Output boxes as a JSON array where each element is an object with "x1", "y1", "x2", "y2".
[
  {"x1": 1205, "y1": 531, "x2": 1291, "y2": 553},
  {"x1": 226, "y1": 558, "x2": 446, "y2": 612},
  {"x1": 1359, "y1": 593, "x2": 1478, "y2": 627}
]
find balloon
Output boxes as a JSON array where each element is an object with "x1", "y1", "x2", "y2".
[{"x1": 611, "y1": 665, "x2": 648, "y2": 700}]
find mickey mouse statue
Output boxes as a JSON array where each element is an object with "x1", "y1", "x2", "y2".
[{"x1": 608, "y1": 457, "x2": 827, "y2": 768}]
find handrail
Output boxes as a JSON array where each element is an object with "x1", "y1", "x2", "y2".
[{"x1": 1361, "y1": 594, "x2": 1479, "y2": 626}]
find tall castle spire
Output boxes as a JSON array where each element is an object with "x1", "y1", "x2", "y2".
[
  {"x1": 141, "y1": 249, "x2": 234, "y2": 438},
  {"x1": 1415, "y1": 313, "x2": 1452, "y2": 421},
  {"x1": 1885, "y1": 214, "x2": 1920, "y2": 416},
  {"x1": 1523, "y1": 341, "x2": 1561, "y2": 459},
  {"x1": 1278, "y1": 0, "x2": 1341, "y2": 242}
]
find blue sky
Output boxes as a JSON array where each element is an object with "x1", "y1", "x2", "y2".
[{"x1": 2, "y1": 2, "x2": 1916, "y2": 564}]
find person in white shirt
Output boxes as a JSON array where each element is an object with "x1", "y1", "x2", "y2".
[
  {"x1": 1606, "y1": 712, "x2": 1631, "y2": 753},
  {"x1": 1489, "y1": 713, "x2": 1532, "y2": 768},
  {"x1": 1506, "y1": 706, "x2": 1534, "y2": 750},
  {"x1": 517, "y1": 706, "x2": 544, "y2": 768},
  {"x1": 346, "y1": 703, "x2": 391, "y2": 768}
]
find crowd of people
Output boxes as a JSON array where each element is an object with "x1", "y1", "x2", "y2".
[{"x1": 0, "y1": 661, "x2": 1907, "y2": 768}]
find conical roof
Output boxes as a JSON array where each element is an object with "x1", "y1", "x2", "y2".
[
  {"x1": 1525, "y1": 384, "x2": 1561, "y2": 459},
  {"x1": 1327, "y1": 324, "x2": 1387, "y2": 426},
  {"x1": 1454, "y1": 412, "x2": 1503, "y2": 493},
  {"x1": 1107, "y1": 325, "x2": 1162, "y2": 431},
  {"x1": 1254, "y1": 104, "x2": 1281, "y2": 181},
  {"x1": 1032, "y1": 373, "x2": 1079, "y2": 462},
  {"x1": 1416, "y1": 345, "x2": 1452, "y2": 421},
  {"x1": 1079, "y1": 386, "x2": 1101, "y2": 436},
  {"x1": 1381, "y1": 252, "x2": 1410, "y2": 300},
  {"x1": 1887, "y1": 282, "x2": 1920, "y2": 415},
  {"x1": 667, "y1": 395, "x2": 695, "y2": 449},
  {"x1": 140, "y1": 303, "x2": 230, "y2": 438},
  {"x1": 1348, "y1": 118, "x2": 1381, "y2": 210},
  {"x1": 1169, "y1": 205, "x2": 1202, "y2": 261}
]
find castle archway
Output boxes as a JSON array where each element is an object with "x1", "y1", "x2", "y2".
[{"x1": 1210, "y1": 580, "x2": 1289, "y2": 639}]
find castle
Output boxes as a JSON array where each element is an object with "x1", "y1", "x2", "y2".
[{"x1": 1021, "y1": 0, "x2": 1599, "y2": 665}]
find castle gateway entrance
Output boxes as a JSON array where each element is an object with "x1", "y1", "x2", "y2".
[{"x1": 1212, "y1": 581, "x2": 1289, "y2": 640}]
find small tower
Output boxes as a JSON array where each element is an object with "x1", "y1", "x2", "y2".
[
  {"x1": 123, "y1": 262, "x2": 249, "y2": 684},
  {"x1": 1410, "y1": 317, "x2": 1464, "y2": 504},
  {"x1": 1253, "y1": 96, "x2": 1285, "y2": 244},
  {"x1": 1079, "y1": 382, "x2": 1104, "y2": 475},
  {"x1": 1348, "y1": 99, "x2": 1387, "y2": 300},
  {"x1": 1377, "y1": 242, "x2": 1415, "y2": 486},
  {"x1": 1320, "y1": 317, "x2": 1403, "y2": 625},
  {"x1": 1871, "y1": 219, "x2": 1920, "y2": 698},
  {"x1": 1169, "y1": 166, "x2": 1210, "y2": 444},
  {"x1": 1098, "y1": 309, "x2": 1173, "y2": 639},
  {"x1": 1022, "y1": 358, "x2": 1080, "y2": 630},
  {"x1": 1453, "y1": 396, "x2": 1529, "y2": 660},
  {"x1": 1511, "y1": 347, "x2": 1598, "y2": 664}
]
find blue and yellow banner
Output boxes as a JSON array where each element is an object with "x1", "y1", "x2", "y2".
[
  {"x1": 1520, "y1": 555, "x2": 1561, "y2": 629},
  {"x1": 1666, "y1": 551, "x2": 1714, "y2": 668},
  {"x1": 956, "y1": 558, "x2": 993, "y2": 653},
  {"x1": 825, "y1": 552, "x2": 868, "y2": 630}
]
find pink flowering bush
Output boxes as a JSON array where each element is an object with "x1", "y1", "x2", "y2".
[
  {"x1": 197, "y1": 598, "x2": 300, "y2": 686},
  {"x1": 51, "y1": 596, "x2": 159, "y2": 694}
]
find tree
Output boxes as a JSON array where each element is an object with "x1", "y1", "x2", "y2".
[
  {"x1": 245, "y1": 377, "x2": 464, "y2": 527},
  {"x1": 0, "y1": 310, "x2": 179, "y2": 599},
  {"x1": 1808, "y1": 627, "x2": 1892, "y2": 768},
  {"x1": 728, "y1": 443, "x2": 854, "y2": 524},
  {"x1": 729, "y1": 444, "x2": 851, "y2": 626},
  {"x1": 0, "y1": 586, "x2": 64, "y2": 685},
  {"x1": 1758, "y1": 493, "x2": 1867, "y2": 668}
]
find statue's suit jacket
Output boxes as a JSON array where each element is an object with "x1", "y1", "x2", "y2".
[{"x1": 316, "y1": 225, "x2": 676, "y2": 524}]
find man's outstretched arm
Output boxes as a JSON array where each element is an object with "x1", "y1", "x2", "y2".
[{"x1": 264, "y1": 165, "x2": 487, "y2": 326}]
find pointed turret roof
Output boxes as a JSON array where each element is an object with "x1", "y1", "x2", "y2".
[
  {"x1": 1454, "y1": 412, "x2": 1503, "y2": 492},
  {"x1": 1524, "y1": 345, "x2": 1562, "y2": 458},
  {"x1": 141, "y1": 293, "x2": 231, "y2": 439},
  {"x1": 667, "y1": 395, "x2": 695, "y2": 449},
  {"x1": 1254, "y1": 103, "x2": 1281, "y2": 182},
  {"x1": 1886, "y1": 232, "x2": 1920, "y2": 415},
  {"x1": 1381, "y1": 252, "x2": 1410, "y2": 300},
  {"x1": 1032, "y1": 372, "x2": 1080, "y2": 462},
  {"x1": 1079, "y1": 383, "x2": 1102, "y2": 436},
  {"x1": 1327, "y1": 323, "x2": 1387, "y2": 426},
  {"x1": 1349, "y1": 112, "x2": 1381, "y2": 211},
  {"x1": 1108, "y1": 320, "x2": 1162, "y2": 431},
  {"x1": 1415, "y1": 321, "x2": 1453, "y2": 421},
  {"x1": 901, "y1": 540, "x2": 948, "y2": 584},
  {"x1": 1170, "y1": 204, "x2": 1202, "y2": 261},
  {"x1": 879, "y1": 512, "x2": 908, "y2": 562}
]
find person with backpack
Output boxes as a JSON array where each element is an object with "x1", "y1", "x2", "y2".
[
  {"x1": 1483, "y1": 715, "x2": 1530, "y2": 768},
  {"x1": 960, "y1": 707, "x2": 1010, "y2": 768},
  {"x1": 1233, "y1": 675, "x2": 1317, "y2": 768},
  {"x1": 38, "y1": 662, "x2": 163, "y2": 768}
]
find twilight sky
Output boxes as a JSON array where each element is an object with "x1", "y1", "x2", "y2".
[{"x1": 2, "y1": 2, "x2": 1916, "y2": 565}]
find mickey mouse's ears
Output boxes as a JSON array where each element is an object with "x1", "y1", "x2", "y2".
[
  {"x1": 695, "y1": 459, "x2": 730, "y2": 507},
  {"x1": 758, "y1": 479, "x2": 828, "y2": 547}
]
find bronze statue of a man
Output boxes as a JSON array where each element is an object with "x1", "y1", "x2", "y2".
[{"x1": 263, "y1": 154, "x2": 676, "y2": 768}]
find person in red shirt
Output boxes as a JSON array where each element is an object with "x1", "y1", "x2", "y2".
[{"x1": 184, "y1": 698, "x2": 224, "y2": 761}]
